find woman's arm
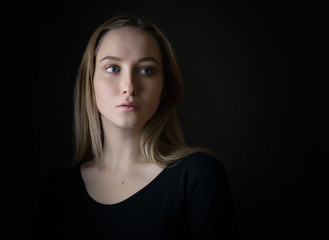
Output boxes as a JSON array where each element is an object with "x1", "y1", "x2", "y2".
[
  {"x1": 187, "y1": 157, "x2": 237, "y2": 240},
  {"x1": 31, "y1": 168, "x2": 66, "y2": 240}
]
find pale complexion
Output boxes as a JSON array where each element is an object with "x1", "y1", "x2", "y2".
[{"x1": 81, "y1": 27, "x2": 165, "y2": 205}]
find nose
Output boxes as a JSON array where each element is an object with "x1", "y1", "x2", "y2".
[{"x1": 122, "y1": 72, "x2": 138, "y2": 96}]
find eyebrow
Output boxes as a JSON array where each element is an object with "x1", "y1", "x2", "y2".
[{"x1": 100, "y1": 56, "x2": 159, "y2": 64}]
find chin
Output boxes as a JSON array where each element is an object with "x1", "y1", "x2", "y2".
[
  {"x1": 102, "y1": 114, "x2": 151, "y2": 130},
  {"x1": 115, "y1": 120, "x2": 146, "y2": 129}
]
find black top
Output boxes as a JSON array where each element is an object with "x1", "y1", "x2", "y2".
[{"x1": 32, "y1": 152, "x2": 237, "y2": 239}]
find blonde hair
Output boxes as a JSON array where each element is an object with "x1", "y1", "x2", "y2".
[{"x1": 73, "y1": 15, "x2": 214, "y2": 169}]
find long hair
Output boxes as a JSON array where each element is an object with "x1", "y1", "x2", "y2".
[{"x1": 73, "y1": 14, "x2": 213, "y2": 169}]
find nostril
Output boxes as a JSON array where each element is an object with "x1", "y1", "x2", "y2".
[{"x1": 122, "y1": 89, "x2": 137, "y2": 95}]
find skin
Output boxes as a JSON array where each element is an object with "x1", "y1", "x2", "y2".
[{"x1": 81, "y1": 27, "x2": 165, "y2": 205}]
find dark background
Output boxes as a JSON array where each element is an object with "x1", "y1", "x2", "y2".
[{"x1": 5, "y1": 0, "x2": 327, "y2": 239}]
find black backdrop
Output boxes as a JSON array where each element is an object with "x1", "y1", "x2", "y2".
[{"x1": 5, "y1": 0, "x2": 327, "y2": 239}]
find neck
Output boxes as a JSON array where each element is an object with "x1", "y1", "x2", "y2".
[{"x1": 101, "y1": 118, "x2": 145, "y2": 170}]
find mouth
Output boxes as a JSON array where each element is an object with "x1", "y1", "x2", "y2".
[
  {"x1": 118, "y1": 104, "x2": 139, "y2": 107},
  {"x1": 116, "y1": 102, "x2": 140, "y2": 111}
]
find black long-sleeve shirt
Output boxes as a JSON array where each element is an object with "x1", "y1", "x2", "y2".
[{"x1": 32, "y1": 152, "x2": 237, "y2": 239}]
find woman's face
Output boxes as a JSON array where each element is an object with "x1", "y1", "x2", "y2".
[{"x1": 93, "y1": 26, "x2": 164, "y2": 129}]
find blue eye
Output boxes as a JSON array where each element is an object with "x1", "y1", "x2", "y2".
[
  {"x1": 140, "y1": 67, "x2": 153, "y2": 75},
  {"x1": 106, "y1": 66, "x2": 120, "y2": 73}
]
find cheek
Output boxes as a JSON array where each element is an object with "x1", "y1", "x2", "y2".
[
  {"x1": 94, "y1": 80, "x2": 116, "y2": 110},
  {"x1": 144, "y1": 81, "x2": 164, "y2": 108}
]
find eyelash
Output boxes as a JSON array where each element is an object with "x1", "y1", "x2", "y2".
[{"x1": 105, "y1": 65, "x2": 154, "y2": 76}]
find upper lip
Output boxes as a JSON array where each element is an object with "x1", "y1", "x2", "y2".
[{"x1": 116, "y1": 101, "x2": 140, "y2": 108}]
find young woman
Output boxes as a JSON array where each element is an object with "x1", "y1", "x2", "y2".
[{"x1": 33, "y1": 15, "x2": 237, "y2": 239}]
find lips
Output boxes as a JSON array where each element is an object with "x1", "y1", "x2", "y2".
[
  {"x1": 117, "y1": 102, "x2": 140, "y2": 108},
  {"x1": 116, "y1": 101, "x2": 140, "y2": 111}
]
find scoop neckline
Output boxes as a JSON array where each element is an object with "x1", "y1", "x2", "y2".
[{"x1": 77, "y1": 163, "x2": 168, "y2": 207}]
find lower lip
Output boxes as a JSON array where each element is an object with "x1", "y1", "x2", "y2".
[{"x1": 117, "y1": 106, "x2": 139, "y2": 111}]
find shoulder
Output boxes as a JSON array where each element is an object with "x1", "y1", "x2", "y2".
[
  {"x1": 182, "y1": 151, "x2": 221, "y2": 166},
  {"x1": 40, "y1": 164, "x2": 80, "y2": 196},
  {"x1": 166, "y1": 152, "x2": 228, "y2": 188},
  {"x1": 178, "y1": 152, "x2": 226, "y2": 176},
  {"x1": 165, "y1": 152, "x2": 233, "y2": 209}
]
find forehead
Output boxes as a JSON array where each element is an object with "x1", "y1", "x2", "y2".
[{"x1": 96, "y1": 26, "x2": 162, "y2": 62}]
